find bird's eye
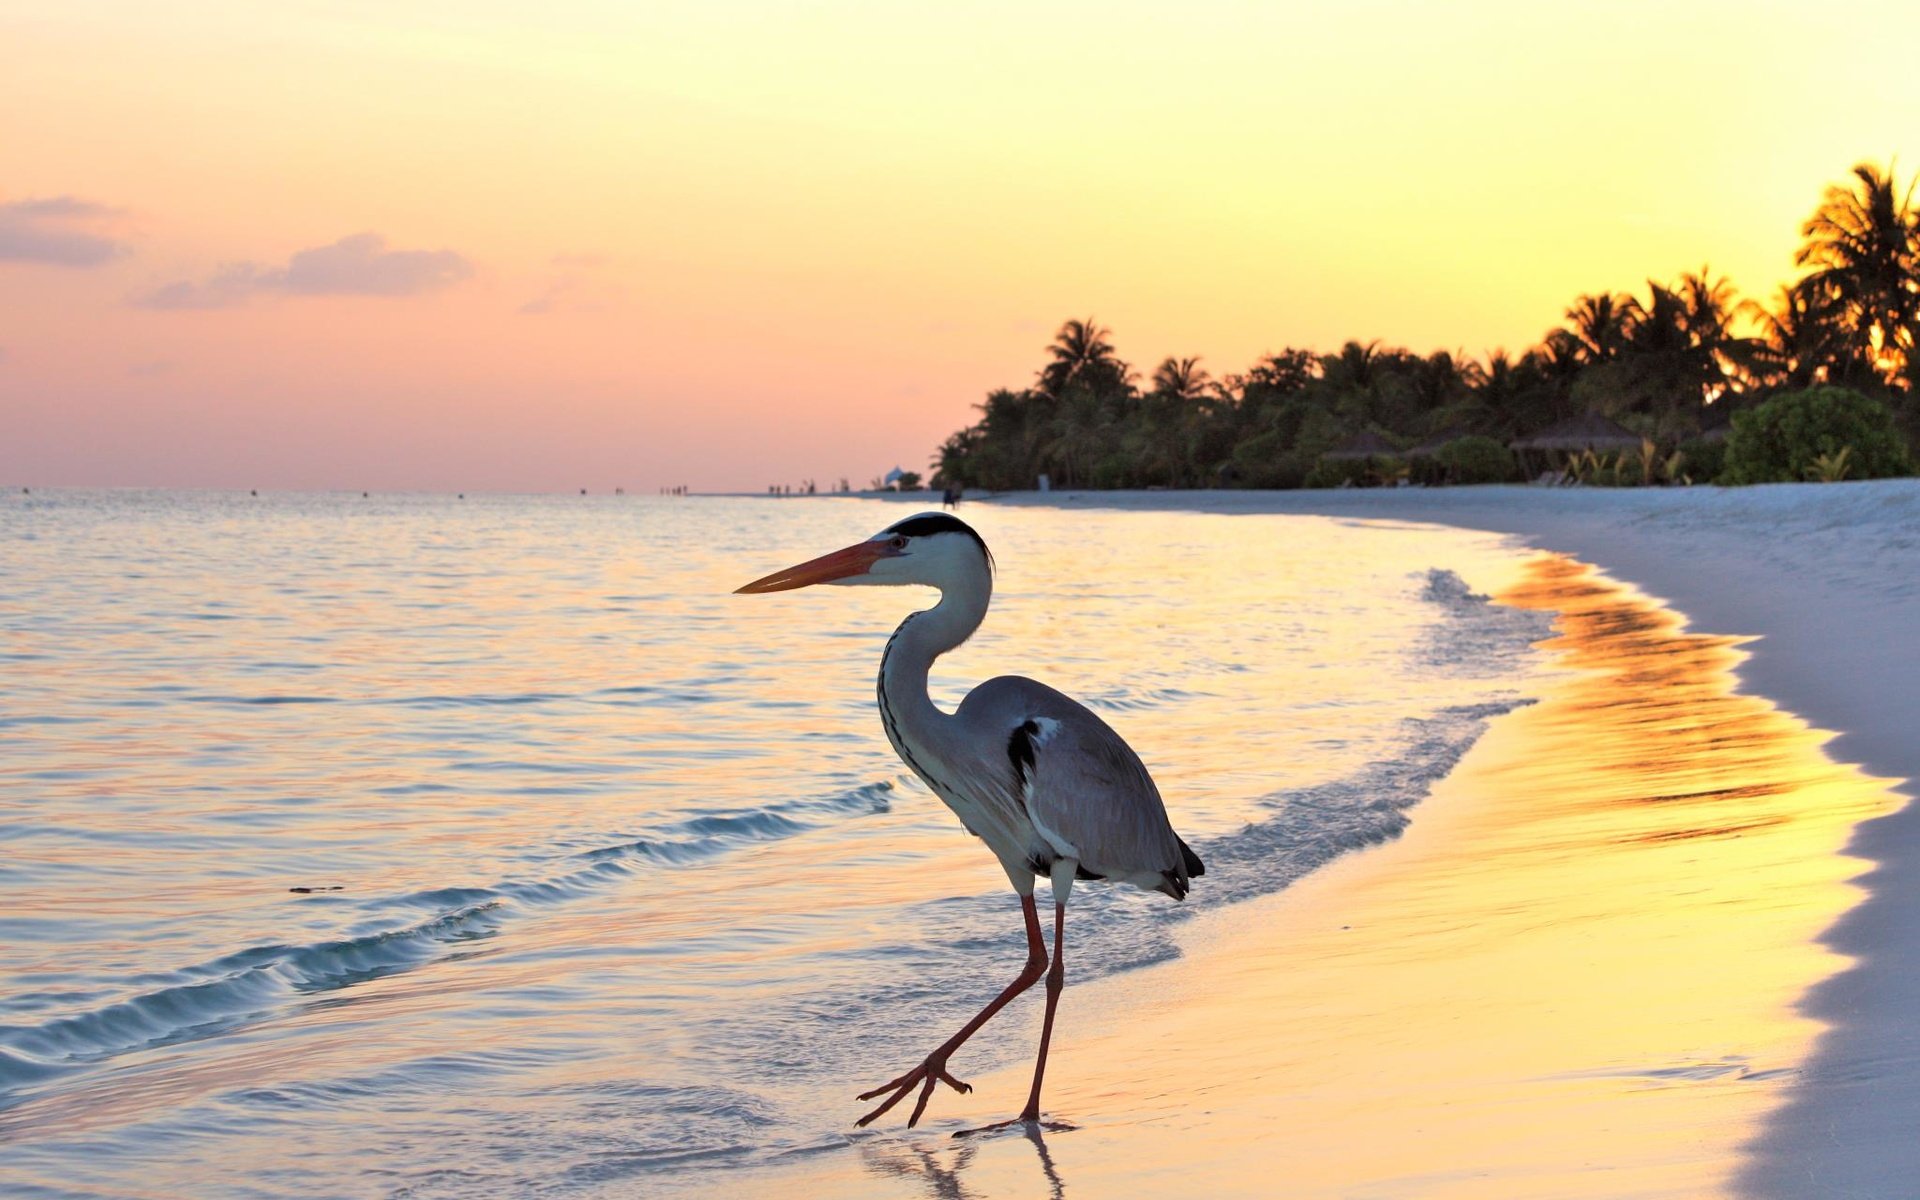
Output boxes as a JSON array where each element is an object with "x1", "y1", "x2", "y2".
[{"x1": 890, "y1": 535, "x2": 909, "y2": 551}]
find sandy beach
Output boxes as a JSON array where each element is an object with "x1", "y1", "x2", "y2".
[{"x1": 708, "y1": 480, "x2": 1919, "y2": 1199}]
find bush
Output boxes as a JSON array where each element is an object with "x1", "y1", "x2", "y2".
[
  {"x1": 1677, "y1": 436, "x2": 1725, "y2": 484},
  {"x1": 1229, "y1": 433, "x2": 1314, "y2": 488},
  {"x1": 1089, "y1": 454, "x2": 1135, "y2": 489},
  {"x1": 1433, "y1": 435, "x2": 1517, "y2": 484},
  {"x1": 1721, "y1": 387, "x2": 1914, "y2": 484}
]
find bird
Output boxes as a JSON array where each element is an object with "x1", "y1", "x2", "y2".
[{"x1": 737, "y1": 511, "x2": 1203, "y2": 1130}]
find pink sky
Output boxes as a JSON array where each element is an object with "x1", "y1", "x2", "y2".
[{"x1": 4, "y1": 1, "x2": 1917, "y2": 492}]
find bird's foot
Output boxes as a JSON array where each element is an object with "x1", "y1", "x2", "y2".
[
  {"x1": 952, "y1": 1114, "x2": 1076, "y2": 1139},
  {"x1": 855, "y1": 1053, "x2": 971, "y2": 1128}
]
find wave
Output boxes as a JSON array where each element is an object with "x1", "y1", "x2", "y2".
[
  {"x1": 0, "y1": 782, "x2": 901, "y2": 1093},
  {"x1": 1418, "y1": 567, "x2": 1557, "y2": 676},
  {"x1": 1078, "y1": 684, "x2": 1220, "y2": 713},
  {"x1": 0, "y1": 903, "x2": 503, "y2": 1076}
]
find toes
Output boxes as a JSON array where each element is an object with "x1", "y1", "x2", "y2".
[
  {"x1": 855, "y1": 1058, "x2": 968, "y2": 1129},
  {"x1": 857, "y1": 1071, "x2": 916, "y2": 1101},
  {"x1": 855, "y1": 1095, "x2": 899, "y2": 1127},
  {"x1": 855, "y1": 1078, "x2": 915, "y2": 1127},
  {"x1": 907, "y1": 1075, "x2": 939, "y2": 1127}
]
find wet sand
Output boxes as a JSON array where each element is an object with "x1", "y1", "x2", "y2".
[{"x1": 690, "y1": 549, "x2": 1903, "y2": 1199}]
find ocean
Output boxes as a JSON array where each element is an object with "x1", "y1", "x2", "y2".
[{"x1": 0, "y1": 491, "x2": 1551, "y2": 1197}]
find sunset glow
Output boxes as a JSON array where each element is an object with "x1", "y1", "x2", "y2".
[{"x1": 4, "y1": 0, "x2": 1917, "y2": 491}]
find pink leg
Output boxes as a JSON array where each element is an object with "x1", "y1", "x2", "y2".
[
  {"x1": 1019, "y1": 900, "x2": 1067, "y2": 1122},
  {"x1": 857, "y1": 893, "x2": 1049, "y2": 1128}
]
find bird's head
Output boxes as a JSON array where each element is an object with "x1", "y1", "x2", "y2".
[{"x1": 735, "y1": 512, "x2": 994, "y2": 595}]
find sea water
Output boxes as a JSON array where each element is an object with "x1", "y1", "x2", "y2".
[{"x1": 0, "y1": 491, "x2": 1549, "y2": 1197}]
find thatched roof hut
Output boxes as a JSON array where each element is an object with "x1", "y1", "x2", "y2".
[
  {"x1": 1510, "y1": 413, "x2": 1642, "y2": 454},
  {"x1": 1322, "y1": 431, "x2": 1401, "y2": 461}
]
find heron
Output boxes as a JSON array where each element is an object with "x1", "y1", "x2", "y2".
[{"x1": 737, "y1": 512, "x2": 1204, "y2": 1130}]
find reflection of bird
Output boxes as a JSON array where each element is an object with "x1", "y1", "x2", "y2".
[{"x1": 738, "y1": 512, "x2": 1203, "y2": 1129}]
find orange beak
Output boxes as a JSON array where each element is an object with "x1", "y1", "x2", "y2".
[{"x1": 735, "y1": 540, "x2": 889, "y2": 594}]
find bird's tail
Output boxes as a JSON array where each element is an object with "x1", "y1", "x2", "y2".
[
  {"x1": 1156, "y1": 836, "x2": 1206, "y2": 900},
  {"x1": 1178, "y1": 836, "x2": 1205, "y2": 878}
]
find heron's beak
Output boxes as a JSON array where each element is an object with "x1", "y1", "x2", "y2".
[{"x1": 736, "y1": 541, "x2": 887, "y2": 593}]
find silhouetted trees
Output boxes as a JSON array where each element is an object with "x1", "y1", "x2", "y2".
[
  {"x1": 1797, "y1": 164, "x2": 1918, "y2": 384},
  {"x1": 928, "y1": 163, "x2": 1920, "y2": 491}
]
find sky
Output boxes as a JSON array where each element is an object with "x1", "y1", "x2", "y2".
[{"x1": 3, "y1": 0, "x2": 1918, "y2": 492}]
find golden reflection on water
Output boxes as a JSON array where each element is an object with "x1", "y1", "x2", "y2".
[{"x1": 747, "y1": 553, "x2": 1903, "y2": 1200}]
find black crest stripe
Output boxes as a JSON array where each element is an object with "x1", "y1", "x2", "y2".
[{"x1": 882, "y1": 512, "x2": 994, "y2": 571}]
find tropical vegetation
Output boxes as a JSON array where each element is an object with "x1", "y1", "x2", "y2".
[
  {"x1": 1721, "y1": 386, "x2": 1913, "y2": 484},
  {"x1": 930, "y1": 163, "x2": 1920, "y2": 490}
]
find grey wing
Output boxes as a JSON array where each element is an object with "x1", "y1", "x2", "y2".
[{"x1": 960, "y1": 675, "x2": 1204, "y2": 899}]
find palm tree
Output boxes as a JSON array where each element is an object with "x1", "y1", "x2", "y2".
[
  {"x1": 1795, "y1": 161, "x2": 1920, "y2": 388},
  {"x1": 1043, "y1": 387, "x2": 1112, "y2": 487},
  {"x1": 1235, "y1": 349, "x2": 1319, "y2": 395},
  {"x1": 1465, "y1": 350, "x2": 1529, "y2": 439},
  {"x1": 1318, "y1": 339, "x2": 1387, "y2": 431},
  {"x1": 1039, "y1": 317, "x2": 1129, "y2": 398},
  {"x1": 1149, "y1": 355, "x2": 1213, "y2": 401},
  {"x1": 1411, "y1": 349, "x2": 1476, "y2": 413},
  {"x1": 1139, "y1": 356, "x2": 1215, "y2": 485},
  {"x1": 1321, "y1": 339, "x2": 1382, "y2": 392},
  {"x1": 1676, "y1": 267, "x2": 1760, "y2": 403},
  {"x1": 1571, "y1": 273, "x2": 1756, "y2": 436},
  {"x1": 932, "y1": 426, "x2": 984, "y2": 491},
  {"x1": 1564, "y1": 292, "x2": 1636, "y2": 364},
  {"x1": 969, "y1": 387, "x2": 1052, "y2": 490},
  {"x1": 1745, "y1": 281, "x2": 1851, "y2": 392},
  {"x1": 1615, "y1": 281, "x2": 1693, "y2": 421}
]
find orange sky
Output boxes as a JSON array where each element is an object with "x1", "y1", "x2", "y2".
[{"x1": 3, "y1": 0, "x2": 1917, "y2": 491}]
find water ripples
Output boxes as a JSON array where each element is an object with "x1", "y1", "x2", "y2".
[{"x1": 0, "y1": 491, "x2": 1549, "y2": 1197}]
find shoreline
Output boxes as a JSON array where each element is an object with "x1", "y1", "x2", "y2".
[
  {"x1": 694, "y1": 534, "x2": 1903, "y2": 1198},
  {"x1": 978, "y1": 480, "x2": 1920, "y2": 1197},
  {"x1": 694, "y1": 480, "x2": 1919, "y2": 1198}
]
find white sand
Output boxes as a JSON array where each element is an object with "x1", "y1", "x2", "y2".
[{"x1": 985, "y1": 479, "x2": 1920, "y2": 1197}]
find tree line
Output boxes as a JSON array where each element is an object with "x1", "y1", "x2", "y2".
[{"x1": 930, "y1": 162, "x2": 1920, "y2": 490}]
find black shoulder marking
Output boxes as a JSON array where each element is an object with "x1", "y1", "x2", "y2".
[
  {"x1": 1024, "y1": 850, "x2": 1102, "y2": 882},
  {"x1": 884, "y1": 512, "x2": 994, "y2": 571},
  {"x1": 1179, "y1": 836, "x2": 1205, "y2": 878},
  {"x1": 1008, "y1": 718, "x2": 1041, "y2": 790}
]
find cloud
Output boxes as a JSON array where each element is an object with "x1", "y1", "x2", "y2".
[
  {"x1": 0, "y1": 195, "x2": 130, "y2": 267},
  {"x1": 135, "y1": 232, "x2": 474, "y2": 309},
  {"x1": 138, "y1": 264, "x2": 266, "y2": 311},
  {"x1": 277, "y1": 233, "x2": 473, "y2": 296}
]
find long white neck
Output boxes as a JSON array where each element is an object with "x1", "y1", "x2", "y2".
[{"x1": 877, "y1": 563, "x2": 992, "y2": 760}]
